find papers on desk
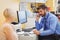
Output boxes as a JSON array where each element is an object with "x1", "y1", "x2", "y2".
[
  {"x1": 17, "y1": 31, "x2": 34, "y2": 34},
  {"x1": 17, "y1": 31, "x2": 24, "y2": 35},
  {"x1": 17, "y1": 31, "x2": 35, "y2": 36},
  {"x1": 18, "y1": 32, "x2": 37, "y2": 40},
  {"x1": 29, "y1": 31, "x2": 34, "y2": 34}
]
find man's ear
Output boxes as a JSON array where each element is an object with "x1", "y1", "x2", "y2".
[{"x1": 45, "y1": 9, "x2": 47, "y2": 12}]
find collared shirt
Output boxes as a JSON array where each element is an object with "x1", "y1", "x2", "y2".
[
  {"x1": 56, "y1": 21, "x2": 60, "y2": 35},
  {"x1": 35, "y1": 12, "x2": 58, "y2": 36}
]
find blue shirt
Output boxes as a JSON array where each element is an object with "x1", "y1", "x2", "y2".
[
  {"x1": 35, "y1": 12, "x2": 58, "y2": 36},
  {"x1": 56, "y1": 21, "x2": 60, "y2": 35}
]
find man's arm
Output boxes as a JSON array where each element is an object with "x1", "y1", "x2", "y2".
[
  {"x1": 35, "y1": 15, "x2": 43, "y2": 30},
  {"x1": 40, "y1": 17, "x2": 58, "y2": 36},
  {"x1": 35, "y1": 21, "x2": 42, "y2": 30}
]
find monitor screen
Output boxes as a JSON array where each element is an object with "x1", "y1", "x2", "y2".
[{"x1": 17, "y1": 11, "x2": 27, "y2": 24}]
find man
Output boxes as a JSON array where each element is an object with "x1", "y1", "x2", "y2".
[{"x1": 33, "y1": 4, "x2": 58, "y2": 40}]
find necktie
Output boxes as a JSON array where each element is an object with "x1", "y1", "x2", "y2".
[{"x1": 44, "y1": 18, "x2": 47, "y2": 30}]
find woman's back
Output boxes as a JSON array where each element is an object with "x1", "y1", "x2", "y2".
[
  {"x1": 2, "y1": 23, "x2": 18, "y2": 40},
  {"x1": 0, "y1": 27, "x2": 6, "y2": 40}
]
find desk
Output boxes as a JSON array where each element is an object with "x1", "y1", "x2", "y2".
[{"x1": 17, "y1": 32, "x2": 38, "y2": 40}]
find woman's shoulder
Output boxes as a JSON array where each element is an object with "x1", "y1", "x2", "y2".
[
  {"x1": 2, "y1": 22, "x2": 13, "y2": 30},
  {"x1": 0, "y1": 31, "x2": 7, "y2": 40},
  {"x1": 0, "y1": 23, "x2": 7, "y2": 40}
]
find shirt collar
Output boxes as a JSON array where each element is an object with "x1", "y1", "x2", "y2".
[{"x1": 44, "y1": 12, "x2": 49, "y2": 19}]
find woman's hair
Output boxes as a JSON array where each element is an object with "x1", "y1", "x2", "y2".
[{"x1": 3, "y1": 8, "x2": 14, "y2": 19}]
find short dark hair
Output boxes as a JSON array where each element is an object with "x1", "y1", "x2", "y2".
[{"x1": 37, "y1": 4, "x2": 48, "y2": 10}]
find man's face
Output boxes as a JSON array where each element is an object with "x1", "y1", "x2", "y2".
[
  {"x1": 38, "y1": 8, "x2": 46, "y2": 16},
  {"x1": 58, "y1": 15, "x2": 60, "y2": 19}
]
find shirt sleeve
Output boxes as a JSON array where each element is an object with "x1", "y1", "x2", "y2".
[
  {"x1": 40, "y1": 17, "x2": 58, "y2": 36},
  {"x1": 35, "y1": 20, "x2": 42, "y2": 30}
]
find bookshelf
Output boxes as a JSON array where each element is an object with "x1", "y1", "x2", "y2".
[{"x1": 56, "y1": 0, "x2": 60, "y2": 14}]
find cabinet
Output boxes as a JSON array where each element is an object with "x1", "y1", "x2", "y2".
[{"x1": 56, "y1": 0, "x2": 60, "y2": 14}]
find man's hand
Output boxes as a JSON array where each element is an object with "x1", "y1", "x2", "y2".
[
  {"x1": 33, "y1": 29, "x2": 40, "y2": 35},
  {"x1": 36, "y1": 14, "x2": 40, "y2": 21}
]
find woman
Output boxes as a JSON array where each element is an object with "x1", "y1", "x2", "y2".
[{"x1": 1, "y1": 8, "x2": 18, "y2": 40}]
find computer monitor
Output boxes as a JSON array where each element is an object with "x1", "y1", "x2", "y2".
[{"x1": 17, "y1": 11, "x2": 27, "y2": 24}]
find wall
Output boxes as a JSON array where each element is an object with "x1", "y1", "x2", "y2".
[
  {"x1": 28, "y1": 0, "x2": 55, "y2": 11},
  {"x1": 46, "y1": 0, "x2": 55, "y2": 11}
]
